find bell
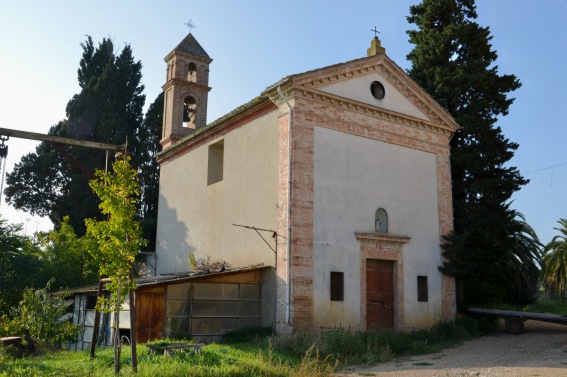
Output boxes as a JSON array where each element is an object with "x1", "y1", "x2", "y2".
[{"x1": 183, "y1": 103, "x2": 195, "y2": 122}]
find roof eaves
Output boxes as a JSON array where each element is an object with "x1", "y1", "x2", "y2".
[
  {"x1": 156, "y1": 95, "x2": 268, "y2": 158},
  {"x1": 262, "y1": 76, "x2": 293, "y2": 96},
  {"x1": 63, "y1": 264, "x2": 270, "y2": 294},
  {"x1": 262, "y1": 55, "x2": 380, "y2": 95}
]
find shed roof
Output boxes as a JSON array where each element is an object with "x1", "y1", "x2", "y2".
[{"x1": 65, "y1": 263, "x2": 269, "y2": 294}]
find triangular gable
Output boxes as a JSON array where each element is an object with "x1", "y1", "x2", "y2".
[
  {"x1": 287, "y1": 55, "x2": 458, "y2": 133},
  {"x1": 319, "y1": 70, "x2": 429, "y2": 120}
]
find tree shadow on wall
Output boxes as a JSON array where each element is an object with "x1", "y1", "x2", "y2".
[{"x1": 154, "y1": 196, "x2": 194, "y2": 274}]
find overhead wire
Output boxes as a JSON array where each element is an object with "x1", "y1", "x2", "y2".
[
  {"x1": 524, "y1": 161, "x2": 567, "y2": 188},
  {"x1": 525, "y1": 161, "x2": 567, "y2": 176}
]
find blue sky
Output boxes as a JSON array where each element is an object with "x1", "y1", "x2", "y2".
[{"x1": 0, "y1": 1, "x2": 566, "y2": 243}]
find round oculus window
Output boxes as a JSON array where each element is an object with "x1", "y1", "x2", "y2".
[{"x1": 370, "y1": 81, "x2": 385, "y2": 100}]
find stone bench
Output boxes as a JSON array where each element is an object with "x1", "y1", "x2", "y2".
[
  {"x1": 147, "y1": 342, "x2": 204, "y2": 357},
  {"x1": 0, "y1": 336, "x2": 22, "y2": 346},
  {"x1": 163, "y1": 343, "x2": 203, "y2": 357}
]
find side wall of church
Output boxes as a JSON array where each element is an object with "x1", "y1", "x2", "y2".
[{"x1": 155, "y1": 110, "x2": 280, "y2": 275}]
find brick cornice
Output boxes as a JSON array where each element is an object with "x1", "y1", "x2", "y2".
[
  {"x1": 378, "y1": 59, "x2": 456, "y2": 129},
  {"x1": 157, "y1": 98, "x2": 275, "y2": 165},
  {"x1": 162, "y1": 78, "x2": 211, "y2": 93},
  {"x1": 355, "y1": 232, "x2": 410, "y2": 244},
  {"x1": 164, "y1": 49, "x2": 212, "y2": 64}
]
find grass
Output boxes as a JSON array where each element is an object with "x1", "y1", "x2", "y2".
[
  {"x1": 270, "y1": 316, "x2": 496, "y2": 365},
  {"x1": 523, "y1": 295, "x2": 567, "y2": 314},
  {"x1": 486, "y1": 294, "x2": 567, "y2": 314},
  {"x1": 0, "y1": 342, "x2": 335, "y2": 377},
  {"x1": 0, "y1": 317, "x2": 495, "y2": 376}
]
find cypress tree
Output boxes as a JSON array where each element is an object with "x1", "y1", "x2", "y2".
[
  {"x1": 406, "y1": 0, "x2": 530, "y2": 305},
  {"x1": 131, "y1": 92, "x2": 163, "y2": 251},
  {"x1": 5, "y1": 36, "x2": 148, "y2": 236}
]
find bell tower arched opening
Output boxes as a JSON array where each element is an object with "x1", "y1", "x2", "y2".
[
  {"x1": 187, "y1": 62, "x2": 197, "y2": 82},
  {"x1": 183, "y1": 96, "x2": 197, "y2": 129}
]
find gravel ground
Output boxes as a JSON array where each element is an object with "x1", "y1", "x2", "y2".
[{"x1": 337, "y1": 320, "x2": 567, "y2": 377}]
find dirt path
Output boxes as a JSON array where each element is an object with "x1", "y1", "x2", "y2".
[{"x1": 337, "y1": 321, "x2": 567, "y2": 377}]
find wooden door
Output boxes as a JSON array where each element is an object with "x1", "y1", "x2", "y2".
[
  {"x1": 136, "y1": 288, "x2": 165, "y2": 343},
  {"x1": 366, "y1": 259, "x2": 394, "y2": 329}
]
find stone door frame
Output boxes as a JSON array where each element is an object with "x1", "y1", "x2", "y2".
[{"x1": 356, "y1": 232, "x2": 409, "y2": 331}]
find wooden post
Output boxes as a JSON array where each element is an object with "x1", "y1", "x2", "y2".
[
  {"x1": 129, "y1": 268, "x2": 138, "y2": 372},
  {"x1": 114, "y1": 275, "x2": 122, "y2": 374},
  {"x1": 89, "y1": 277, "x2": 105, "y2": 359}
]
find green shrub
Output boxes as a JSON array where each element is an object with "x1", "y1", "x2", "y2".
[
  {"x1": 222, "y1": 326, "x2": 275, "y2": 344},
  {"x1": 1, "y1": 282, "x2": 79, "y2": 355},
  {"x1": 528, "y1": 295, "x2": 567, "y2": 314}
]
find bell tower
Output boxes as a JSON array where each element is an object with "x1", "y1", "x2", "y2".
[{"x1": 161, "y1": 33, "x2": 212, "y2": 149}]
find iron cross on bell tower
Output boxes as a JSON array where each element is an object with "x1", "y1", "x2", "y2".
[{"x1": 185, "y1": 20, "x2": 196, "y2": 33}]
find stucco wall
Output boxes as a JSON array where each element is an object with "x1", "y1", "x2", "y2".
[
  {"x1": 156, "y1": 110, "x2": 279, "y2": 274},
  {"x1": 312, "y1": 126, "x2": 443, "y2": 329},
  {"x1": 319, "y1": 71, "x2": 430, "y2": 121}
]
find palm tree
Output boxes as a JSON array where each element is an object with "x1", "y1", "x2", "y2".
[
  {"x1": 509, "y1": 212, "x2": 543, "y2": 303},
  {"x1": 542, "y1": 219, "x2": 567, "y2": 299}
]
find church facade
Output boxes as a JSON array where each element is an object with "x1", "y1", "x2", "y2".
[{"x1": 155, "y1": 33, "x2": 458, "y2": 334}]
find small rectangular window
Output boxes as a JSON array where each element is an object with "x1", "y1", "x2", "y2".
[
  {"x1": 330, "y1": 272, "x2": 344, "y2": 301},
  {"x1": 207, "y1": 140, "x2": 224, "y2": 185},
  {"x1": 86, "y1": 295, "x2": 98, "y2": 310},
  {"x1": 417, "y1": 276, "x2": 428, "y2": 302}
]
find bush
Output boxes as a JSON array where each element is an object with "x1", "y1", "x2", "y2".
[
  {"x1": 1, "y1": 282, "x2": 79, "y2": 355},
  {"x1": 222, "y1": 326, "x2": 275, "y2": 344}
]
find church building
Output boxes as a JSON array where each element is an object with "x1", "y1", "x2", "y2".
[{"x1": 154, "y1": 32, "x2": 458, "y2": 336}]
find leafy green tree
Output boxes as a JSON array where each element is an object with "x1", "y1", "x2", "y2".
[
  {"x1": 0, "y1": 219, "x2": 42, "y2": 313},
  {"x1": 84, "y1": 153, "x2": 145, "y2": 372},
  {"x1": 0, "y1": 217, "x2": 99, "y2": 314},
  {"x1": 85, "y1": 154, "x2": 146, "y2": 312},
  {"x1": 1, "y1": 282, "x2": 79, "y2": 355},
  {"x1": 542, "y1": 219, "x2": 567, "y2": 299},
  {"x1": 37, "y1": 217, "x2": 99, "y2": 291},
  {"x1": 406, "y1": 0, "x2": 528, "y2": 305},
  {"x1": 5, "y1": 36, "x2": 146, "y2": 236}
]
